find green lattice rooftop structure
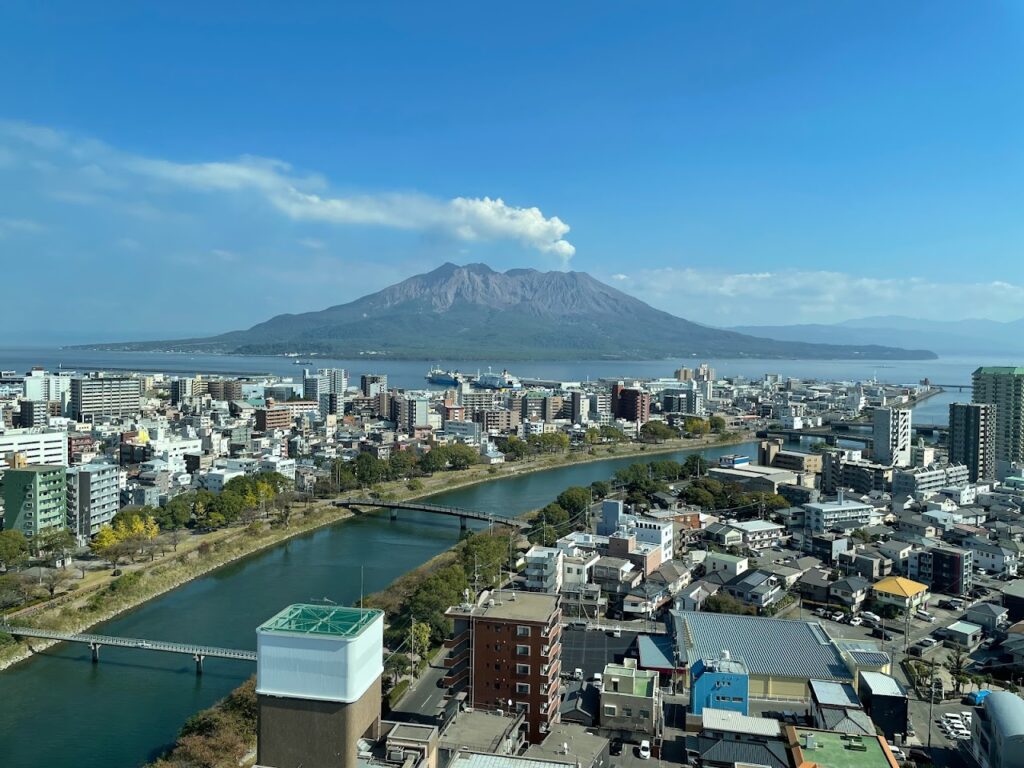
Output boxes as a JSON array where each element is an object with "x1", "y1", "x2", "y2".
[{"x1": 258, "y1": 603, "x2": 383, "y2": 638}]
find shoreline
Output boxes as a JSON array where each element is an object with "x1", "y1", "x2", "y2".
[{"x1": 0, "y1": 430, "x2": 754, "y2": 673}]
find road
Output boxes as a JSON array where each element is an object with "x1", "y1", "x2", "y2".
[{"x1": 389, "y1": 647, "x2": 450, "y2": 725}]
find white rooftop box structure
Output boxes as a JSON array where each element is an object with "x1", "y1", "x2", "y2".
[{"x1": 256, "y1": 603, "x2": 384, "y2": 704}]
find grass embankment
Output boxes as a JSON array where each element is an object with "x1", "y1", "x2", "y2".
[
  {"x1": 146, "y1": 677, "x2": 258, "y2": 768},
  {"x1": 0, "y1": 429, "x2": 754, "y2": 673}
]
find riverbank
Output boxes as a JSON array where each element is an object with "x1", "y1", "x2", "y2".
[{"x1": 0, "y1": 429, "x2": 753, "y2": 673}]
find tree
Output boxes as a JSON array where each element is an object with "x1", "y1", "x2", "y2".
[
  {"x1": 583, "y1": 427, "x2": 601, "y2": 445},
  {"x1": 411, "y1": 621, "x2": 433, "y2": 674},
  {"x1": 34, "y1": 527, "x2": 76, "y2": 560},
  {"x1": 41, "y1": 567, "x2": 73, "y2": 597},
  {"x1": 155, "y1": 496, "x2": 192, "y2": 530},
  {"x1": 683, "y1": 454, "x2": 708, "y2": 478},
  {"x1": 557, "y1": 487, "x2": 592, "y2": 518},
  {"x1": 683, "y1": 417, "x2": 710, "y2": 436},
  {"x1": 0, "y1": 530, "x2": 29, "y2": 571},
  {"x1": 599, "y1": 425, "x2": 626, "y2": 442},
  {"x1": 385, "y1": 653, "x2": 411, "y2": 684},
  {"x1": 945, "y1": 647, "x2": 970, "y2": 694},
  {"x1": 703, "y1": 593, "x2": 756, "y2": 616},
  {"x1": 497, "y1": 435, "x2": 529, "y2": 461},
  {"x1": 589, "y1": 481, "x2": 611, "y2": 500},
  {"x1": 388, "y1": 450, "x2": 419, "y2": 480},
  {"x1": 354, "y1": 453, "x2": 388, "y2": 486},
  {"x1": 419, "y1": 446, "x2": 449, "y2": 474},
  {"x1": 0, "y1": 573, "x2": 30, "y2": 608},
  {"x1": 640, "y1": 421, "x2": 677, "y2": 442},
  {"x1": 708, "y1": 415, "x2": 726, "y2": 433},
  {"x1": 446, "y1": 443, "x2": 479, "y2": 471},
  {"x1": 90, "y1": 525, "x2": 122, "y2": 565}
]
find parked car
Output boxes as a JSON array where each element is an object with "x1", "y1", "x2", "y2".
[
  {"x1": 871, "y1": 627, "x2": 895, "y2": 641},
  {"x1": 815, "y1": 607, "x2": 828, "y2": 617},
  {"x1": 848, "y1": 616, "x2": 863, "y2": 627},
  {"x1": 638, "y1": 740, "x2": 651, "y2": 760},
  {"x1": 831, "y1": 612, "x2": 845, "y2": 622},
  {"x1": 861, "y1": 611, "x2": 881, "y2": 623},
  {"x1": 609, "y1": 739, "x2": 623, "y2": 756}
]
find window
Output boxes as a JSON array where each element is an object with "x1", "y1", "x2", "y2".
[
  {"x1": 516, "y1": 683, "x2": 530, "y2": 694},
  {"x1": 516, "y1": 644, "x2": 530, "y2": 656},
  {"x1": 516, "y1": 663, "x2": 530, "y2": 675},
  {"x1": 624, "y1": 707, "x2": 633, "y2": 718},
  {"x1": 517, "y1": 625, "x2": 531, "y2": 637},
  {"x1": 640, "y1": 709, "x2": 651, "y2": 719},
  {"x1": 515, "y1": 701, "x2": 529, "y2": 713},
  {"x1": 603, "y1": 705, "x2": 617, "y2": 717}
]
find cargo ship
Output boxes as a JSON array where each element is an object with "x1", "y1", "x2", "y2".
[{"x1": 473, "y1": 368, "x2": 522, "y2": 390}]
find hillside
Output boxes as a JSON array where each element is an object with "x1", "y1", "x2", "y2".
[{"x1": 87, "y1": 263, "x2": 937, "y2": 361}]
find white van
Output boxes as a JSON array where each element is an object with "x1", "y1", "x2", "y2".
[{"x1": 915, "y1": 610, "x2": 936, "y2": 623}]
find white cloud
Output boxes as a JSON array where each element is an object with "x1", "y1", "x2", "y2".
[
  {"x1": 0, "y1": 120, "x2": 575, "y2": 261},
  {"x1": 615, "y1": 268, "x2": 1024, "y2": 324},
  {"x1": 0, "y1": 217, "x2": 43, "y2": 236}
]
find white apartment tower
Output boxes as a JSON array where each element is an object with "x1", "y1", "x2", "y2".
[{"x1": 873, "y1": 406, "x2": 912, "y2": 467}]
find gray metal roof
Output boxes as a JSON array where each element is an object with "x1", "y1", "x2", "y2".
[
  {"x1": 697, "y1": 736, "x2": 789, "y2": 768},
  {"x1": 809, "y1": 679, "x2": 860, "y2": 707},
  {"x1": 672, "y1": 610, "x2": 851, "y2": 681},
  {"x1": 848, "y1": 650, "x2": 891, "y2": 668},
  {"x1": 985, "y1": 691, "x2": 1024, "y2": 739},
  {"x1": 820, "y1": 707, "x2": 876, "y2": 735},
  {"x1": 859, "y1": 671, "x2": 907, "y2": 698}
]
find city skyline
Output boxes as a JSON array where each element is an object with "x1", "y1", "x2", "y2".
[{"x1": 1, "y1": 2, "x2": 1022, "y2": 341}]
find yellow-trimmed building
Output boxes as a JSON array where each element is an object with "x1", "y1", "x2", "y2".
[{"x1": 870, "y1": 576, "x2": 929, "y2": 612}]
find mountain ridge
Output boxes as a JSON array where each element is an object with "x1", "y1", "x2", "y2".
[{"x1": 82, "y1": 263, "x2": 937, "y2": 361}]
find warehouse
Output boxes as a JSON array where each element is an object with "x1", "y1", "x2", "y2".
[{"x1": 670, "y1": 611, "x2": 853, "y2": 700}]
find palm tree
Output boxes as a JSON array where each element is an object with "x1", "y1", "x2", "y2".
[{"x1": 945, "y1": 647, "x2": 970, "y2": 694}]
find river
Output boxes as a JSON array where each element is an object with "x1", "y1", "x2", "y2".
[{"x1": 0, "y1": 441, "x2": 756, "y2": 768}]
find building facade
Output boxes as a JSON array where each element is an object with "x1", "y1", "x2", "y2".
[
  {"x1": 66, "y1": 462, "x2": 120, "y2": 539},
  {"x1": 0, "y1": 465, "x2": 67, "y2": 539},
  {"x1": 444, "y1": 591, "x2": 562, "y2": 743},
  {"x1": 873, "y1": 407, "x2": 912, "y2": 467},
  {"x1": 973, "y1": 367, "x2": 1024, "y2": 468},
  {"x1": 70, "y1": 376, "x2": 142, "y2": 422},
  {"x1": 949, "y1": 402, "x2": 997, "y2": 482}
]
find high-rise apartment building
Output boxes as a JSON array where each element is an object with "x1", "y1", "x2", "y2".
[
  {"x1": 360, "y1": 374, "x2": 388, "y2": 398},
  {"x1": 392, "y1": 394, "x2": 430, "y2": 433},
  {"x1": 70, "y1": 376, "x2": 142, "y2": 422},
  {"x1": 972, "y1": 367, "x2": 1024, "y2": 467},
  {"x1": 66, "y1": 462, "x2": 120, "y2": 538},
  {"x1": 612, "y1": 385, "x2": 651, "y2": 424},
  {"x1": 949, "y1": 402, "x2": 996, "y2": 482},
  {"x1": 205, "y1": 378, "x2": 242, "y2": 401},
  {"x1": 444, "y1": 591, "x2": 562, "y2": 743},
  {"x1": 302, "y1": 373, "x2": 327, "y2": 403},
  {"x1": 318, "y1": 368, "x2": 348, "y2": 395},
  {"x1": 872, "y1": 406, "x2": 912, "y2": 466},
  {"x1": 0, "y1": 465, "x2": 67, "y2": 539},
  {"x1": 22, "y1": 368, "x2": 72, "y2": 405}
]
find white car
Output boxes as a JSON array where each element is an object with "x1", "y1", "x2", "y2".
[
  {"x1": 639, "y1": 740, "x2": 651, "y2": 760},
  {"x1": 887, "y1": 744, "x2": 906, "y2": 761},
  {"x1": 862, "y1": 611, "x2": 881, "y2": 623},
  {"x1": 848, "y1": 616, "x2": 863, "y2": 626},
  {"x1": 831, "y1": 612, "x2": 845, "y2": 622}
]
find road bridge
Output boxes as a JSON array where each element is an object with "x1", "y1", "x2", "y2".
[
  {"x1": 3, "y1": 625, "x2": 256, "y2": 673},
  {"x1": 335, "y1": 499, "x2": 531, "y2": 531}
]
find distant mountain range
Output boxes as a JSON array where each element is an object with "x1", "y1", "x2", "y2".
[
  {"x1": 730, "y1": 315, "x2": 1024, "y2": 357},
  {"x1": 82, "y1": 263, "x2": 937, "y2": 361}
]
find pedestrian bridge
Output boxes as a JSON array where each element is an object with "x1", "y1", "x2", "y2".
[
  {"x1": 3, "y1": 625, "x2": 255, "y2": 673},
  {"x1": 335, "y1": 499, "x2": 530, "y2": 531}
]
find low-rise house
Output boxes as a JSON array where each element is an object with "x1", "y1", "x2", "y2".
[
  {"x1": 724, "y1": 569, "x2": 784, "y2": 609},
  {"x1": 967, "y1": 539, "x2": 1020, "y2": 577},
  {"x1": 676, "y1": 581, "x2": 720, "y2": 612},
  {"x1": 728, "y1": 519, "x2": 785, "y2": 550},
  {"x1": 705, "y1": 552, "x2": 748, "y2": 579},
  {"x1": 797, "y1": 568, "x2": 832, "y2": 605},
  {"x1": 966, "y1": 602, "x2": 1010, "y2": 633},
  {"x1": 697, "y1": 709, "x2": 788, "y2": 768},
  {"x1": 647, "y1": 560, "x2": 691, "y2": 596},
  {"x1": 705, "y1": 522, "x2": 743, "y2": 549},
  {"x1": 829, "y1": 575, "x2": 870, "y2": 612},
  {"x1": 598, "y1": 659, "x2": 661, "y2": 739},
  {"x1": 943, "y1": 620, "x2": 983, "y2": 650},
  {"x1": 808, "y1": 679, "x2": 874, "y2": 735},
  {"x1": 870, "y1": 576, "x2": 930, "y2": 613}
]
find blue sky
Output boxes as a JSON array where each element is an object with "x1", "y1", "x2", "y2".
[{"x1": 1, "y1": 1, "x2": 1022, "y2": 342}]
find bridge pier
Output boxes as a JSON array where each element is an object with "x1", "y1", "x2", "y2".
[
  {"x1": 459, "y1": 516, "x2": 468, "y2": 531},
  {"x1": 390, "y1": 509, "x2": 398, "y2": 521},
  {"x1": 194, "y1": 654, "x2": 205, "y2": 675},
  {"x1": 90, "y1": 642, "x2": 100, "y2": 663}
]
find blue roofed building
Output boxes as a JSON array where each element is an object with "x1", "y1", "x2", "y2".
[{"x1": 690, "y1": 651, "x2": 750, "y2": 716}]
